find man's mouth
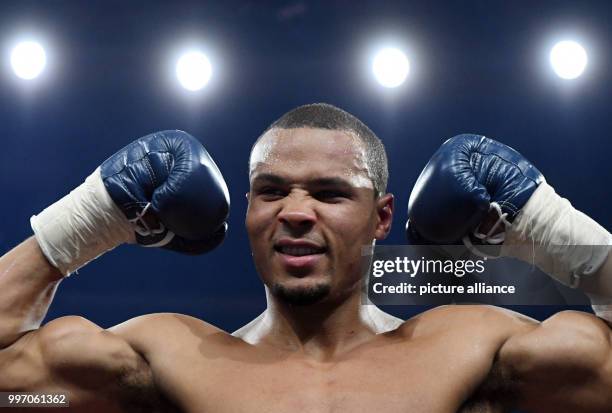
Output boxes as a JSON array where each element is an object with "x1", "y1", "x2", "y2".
[
  {"x1": 274, "y1": 245, "x2": 326, "y2": 256},
  {"x1": 273, "y1": 239, "x2": 327, "y2": 269}
]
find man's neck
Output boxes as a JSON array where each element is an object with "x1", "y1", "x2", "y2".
[{"x1": 234, "y1": 289, "x2": 403, "y2": 361}]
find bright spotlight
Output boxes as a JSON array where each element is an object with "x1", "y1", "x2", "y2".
[
  {"x1": 549, "y1": 40, "x2": 587, "y2": 80},
  {"x1": 11, "y1": 41, "x2": 47, "y2": 80},
  {"x1": 176, "y1": 51, "x2": 212, "y2": 91},
  {"x1": 372, "y1": 47, "x2": 410, "y2": 88}
]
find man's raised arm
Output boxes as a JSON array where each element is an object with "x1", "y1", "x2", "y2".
[
  {"x1": 0, "y1": 130, "x2": 229, "y2": 404},
  {"x1": 406, "y1": 133, "x2": 612, "y2": 411},
  {"x1": 0, "y1": 237, "x2": 63, "y2": 349},
  {"x1": 498, "y1": 307, "x2": 612, "y2": 412}
]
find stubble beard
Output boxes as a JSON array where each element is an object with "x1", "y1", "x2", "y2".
[{"x1": 270, "y1": 281, "x2": 332, "y2": 306}]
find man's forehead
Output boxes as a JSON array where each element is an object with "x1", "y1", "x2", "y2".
[
  {"x1": 250, "y1": 128, "x2": 365, "y2": 168},
  {"x1": 257, "y1": 127, "x2": 362, "y2": 152},
  {"x1": 249, "y1": 127, "x2": 373, "y2": 189}
]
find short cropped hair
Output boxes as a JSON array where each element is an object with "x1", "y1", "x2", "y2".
[{"x1": 250, "y1": 103, "x2": 388, "y2": 197}]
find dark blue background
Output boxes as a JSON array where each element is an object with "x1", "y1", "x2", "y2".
[{"x1": 0, "y1": 0, "x2": 609, "y2": 330}]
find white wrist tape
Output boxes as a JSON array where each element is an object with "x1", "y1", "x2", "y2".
[
  {"x1": 31, "y1": 168, "x2": 135, "y2": 276},
  {"x1": 501, "y1": 182, "x2": 611, "y2": 287}
]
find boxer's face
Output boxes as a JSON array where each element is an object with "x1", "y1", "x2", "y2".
[{"x1": 246, "y1": 127, "x2": 393, "y2": 305}]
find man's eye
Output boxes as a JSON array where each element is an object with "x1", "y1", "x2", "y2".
[
  {"x1": 258, "y1": 188, "x2": 286, "y2": 198},
  {"x1": 315, "y1": 190, "x2": 347, "y2": 201}
]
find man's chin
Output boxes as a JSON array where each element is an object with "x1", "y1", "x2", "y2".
[{"x1": 270, "y1": 281, "x2": 331, "y2": 306}]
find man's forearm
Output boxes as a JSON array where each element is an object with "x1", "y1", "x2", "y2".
[
  {"x1": 0, "y1": 237, "x2": 63, "y2": 348},
  {"x1": 581, "y1": 254, "x2": 612, "y2": 296}
]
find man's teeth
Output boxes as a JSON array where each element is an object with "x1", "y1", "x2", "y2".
[{"x1": 279, "y1": 246, "x2": 322, "y2": 256}]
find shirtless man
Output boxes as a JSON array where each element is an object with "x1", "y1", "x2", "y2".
[{"x1": 0, "y1": 103, "x2": 611, "y2": 412}]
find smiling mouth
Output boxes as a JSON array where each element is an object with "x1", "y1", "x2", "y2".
[
  {"x1": 274, "y1": 245, "x2": 327, "y2": 256},
  {"x1": 273, "y1": 244, "x2": 328, "y2": 271}
]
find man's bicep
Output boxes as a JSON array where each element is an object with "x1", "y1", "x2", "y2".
[
  {"x1": 499, "y1": 310, "x2": 612, "y2": 412},
  {"x1": 0, "y1": 316, "x2": 154, "y2": 410}
]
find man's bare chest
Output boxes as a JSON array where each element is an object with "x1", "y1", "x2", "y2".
[{"x1": 154, "y1": 340, "x2": 498, "y2": 413}]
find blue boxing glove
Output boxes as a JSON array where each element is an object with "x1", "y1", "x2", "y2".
[
  {"x1": 31, "y1": 130, "x2": 229, "y2": 276},
  {"x1": 406, "y1": 134, "x2": 544, "y2": 246},
  {"x1": 406, "y1": 133, "x2": 611, "y2": 291},
  {"x1": 101, "y1": 130, "x2": 229, "y2": 254}
]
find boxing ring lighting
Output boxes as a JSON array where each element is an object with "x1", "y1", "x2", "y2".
[
  {"x1": 549, "y1": 40, "x2": 587, "y2": 80},
  {"x1": 372, "y1": 47, "x2": 410, "y2": 88},
  {"x1": 176, "y1": 51, "x2": 212, "y2": 91},
  {"x1": 10, "y1": 41, "x2": 46, "y2": 80}
]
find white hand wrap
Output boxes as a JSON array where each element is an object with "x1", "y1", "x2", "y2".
[
  {"x1": 502, "y1": 182, "x2": 611, "y2": 287},
  {"x1": 31, "y1": 168, "x2": 135, "y2": 276}
]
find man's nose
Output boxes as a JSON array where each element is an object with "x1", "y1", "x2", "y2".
[{"x1": 277, "y1": 197, "x2": 317, "y2": 230}]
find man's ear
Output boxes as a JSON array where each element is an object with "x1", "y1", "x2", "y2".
[
  {"x1": 245, "y1": 192, "x2": 250, "y2": 203},
  {"x1": 374, "y1": 193, "x2": 394, "y2": 240}
]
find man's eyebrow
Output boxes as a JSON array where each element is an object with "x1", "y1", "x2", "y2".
[
  {"x1": 250, "y1": 174, "x2": 355, "y2": 188},
  {"x1": 251, "y1": 173, "x2": 287, "y2": 185},
  {"x1": 309, "y1": 177, "x2": 354, "y2": 188}
]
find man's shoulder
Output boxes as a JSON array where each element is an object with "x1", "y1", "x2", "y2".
[
  {"x1": 109, "y1": 312, "x2": 234, "y2": 356},
  {"x1": 111, "y1": 312, "x2": 225, "y2": 335},
  {"x1": 396, "y1": 305, "x2": 538, "y2": 342}
]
